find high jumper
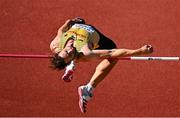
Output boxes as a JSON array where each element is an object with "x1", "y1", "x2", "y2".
[{"x1": 49, "y1": 17, "x2": 154, "y2": 113}]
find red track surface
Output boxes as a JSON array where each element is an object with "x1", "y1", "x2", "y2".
[{"x1": 0, "y1": 0, "x2": 180, "y2": 117}]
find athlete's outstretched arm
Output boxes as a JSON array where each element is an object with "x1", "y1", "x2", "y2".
[{"x1": 88, "y1": 45, "x2": 153, "y2": 59}]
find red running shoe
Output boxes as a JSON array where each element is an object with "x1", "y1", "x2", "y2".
[
  {"x1": 61, "y1": 61, "x2": 75, "y2": 82},
  {"x1": 62, "y1": 69, "x2": 74, "y2": 82}
]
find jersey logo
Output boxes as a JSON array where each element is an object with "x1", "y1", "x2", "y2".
[{"x1": 72, "y1": 24, "x2": 95, "y2": 33}]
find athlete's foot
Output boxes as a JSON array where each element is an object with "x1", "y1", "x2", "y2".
[
  {"x1": 78, "y1": 85, "x2": 93, "y2": 113},
  {"x1": 61, "y1": 61, "x2": 75, "y2": 82},
  {"x1": 62, "y1": 69, "x2": 74, "y2": 82}
]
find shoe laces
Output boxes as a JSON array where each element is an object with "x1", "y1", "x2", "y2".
[{"x1": 82, "y1": 86, "x2": 93, "y2": 101}]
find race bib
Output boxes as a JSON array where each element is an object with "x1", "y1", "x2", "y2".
[{"x1": 72, "y1": 24, "x2": 95, "y2": 33}]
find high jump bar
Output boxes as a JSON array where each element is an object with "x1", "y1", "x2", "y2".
[
  {"x1": 0, "y1": 54, "x2": 53, "y2": 58},
  {"x1": 0, "y1": 54, "x2": 179, "y2": 61}
]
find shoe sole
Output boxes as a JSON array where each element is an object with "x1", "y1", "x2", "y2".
[{"x1": 78, "y1": 87, "x2": 86, "y2": 113}]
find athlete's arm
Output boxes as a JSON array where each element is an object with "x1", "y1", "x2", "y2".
[
  {"x1": 50, "y1": 19, "x2": 74, "y2": 53},
  {"x1": 50, "y1": 36, "x2": 61, "y2": 54},
  {"x1": 58, "y1": 17, "x2": 85, "y2": 34},
  {"x1": 58, "y1": 19, "x2": 73, "y2": 34},
  {"x1": 87, "y1": 45, "x2": 153, "y2": 59}
]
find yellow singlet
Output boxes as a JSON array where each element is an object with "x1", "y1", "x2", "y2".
[{"x1": 59, "y1": 24, "x2": 99, "y2": 52}]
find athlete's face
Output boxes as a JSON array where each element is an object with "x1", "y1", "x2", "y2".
[
  {"x1": 58, "y1": 45, "x2": 75, "y2": 64},
  {"x1": 58, "y1": 38, "x2": 76, "y2": 64}
]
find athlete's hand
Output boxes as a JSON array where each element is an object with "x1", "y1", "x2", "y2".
[{"x1": 140, "y1": 45, "x2": 153, "y2": 54}]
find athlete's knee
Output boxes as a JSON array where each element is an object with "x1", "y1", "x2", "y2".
[{"x1": 95, "y1": 59, "x2": 117, "y2": 72}]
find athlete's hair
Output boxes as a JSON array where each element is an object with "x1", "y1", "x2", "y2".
[
  {"x1": 70, "y1": 17, "x2": 86, "y2": 25},
  {"x1": 50, "y1": 54, "x2": 68, "y2": 70}
]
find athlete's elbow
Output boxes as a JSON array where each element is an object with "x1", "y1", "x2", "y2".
[
  {"x1": 50, "y1": 42, "x2": 58, "y2": 54},
  {"x1": 50, "y1": 45, "x2": 56, "y2": 53},
  {"x1": 50, "y1": 42, "x2": 54, "y2": 51}
]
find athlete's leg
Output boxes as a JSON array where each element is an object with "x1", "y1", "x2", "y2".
[
  {"x1": 88, "y1": 27, "x2": 118, "y2": 87},
  {"x1": 89, "y1": 58, "x2": 118, "y2": 88},
  {"x1": 78, "y1": 25, "x2": 118, "y2": 113},
  {"x1": 78, "y1": 58, "x2": 118, "y2": 113}
]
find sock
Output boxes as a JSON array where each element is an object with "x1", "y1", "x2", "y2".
[
  {"x1": 66, "y1": 61, "x2": 75, "y2": 72},
  {"x1": 86, "y1": 83, "x2": 94, "y2": 94}
]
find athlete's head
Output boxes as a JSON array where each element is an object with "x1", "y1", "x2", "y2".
[
  {"x1": 51, "y1": 54, "x2": 67, "y2": 70},
  {"x1": 51, "y1": 45, "x2": 76, "y2": 70}
]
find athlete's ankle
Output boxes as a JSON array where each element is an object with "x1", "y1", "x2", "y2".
[
  {"x1": 86, "y1": 83, "x2": 94, "y2": 94},
  {"x1": 66, "y1": 61, "x2": 75, "y2": 71}
]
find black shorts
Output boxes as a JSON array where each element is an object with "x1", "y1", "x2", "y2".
[{"x1": 90, "y1": 25, "x2": 117, "y2": 50}]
